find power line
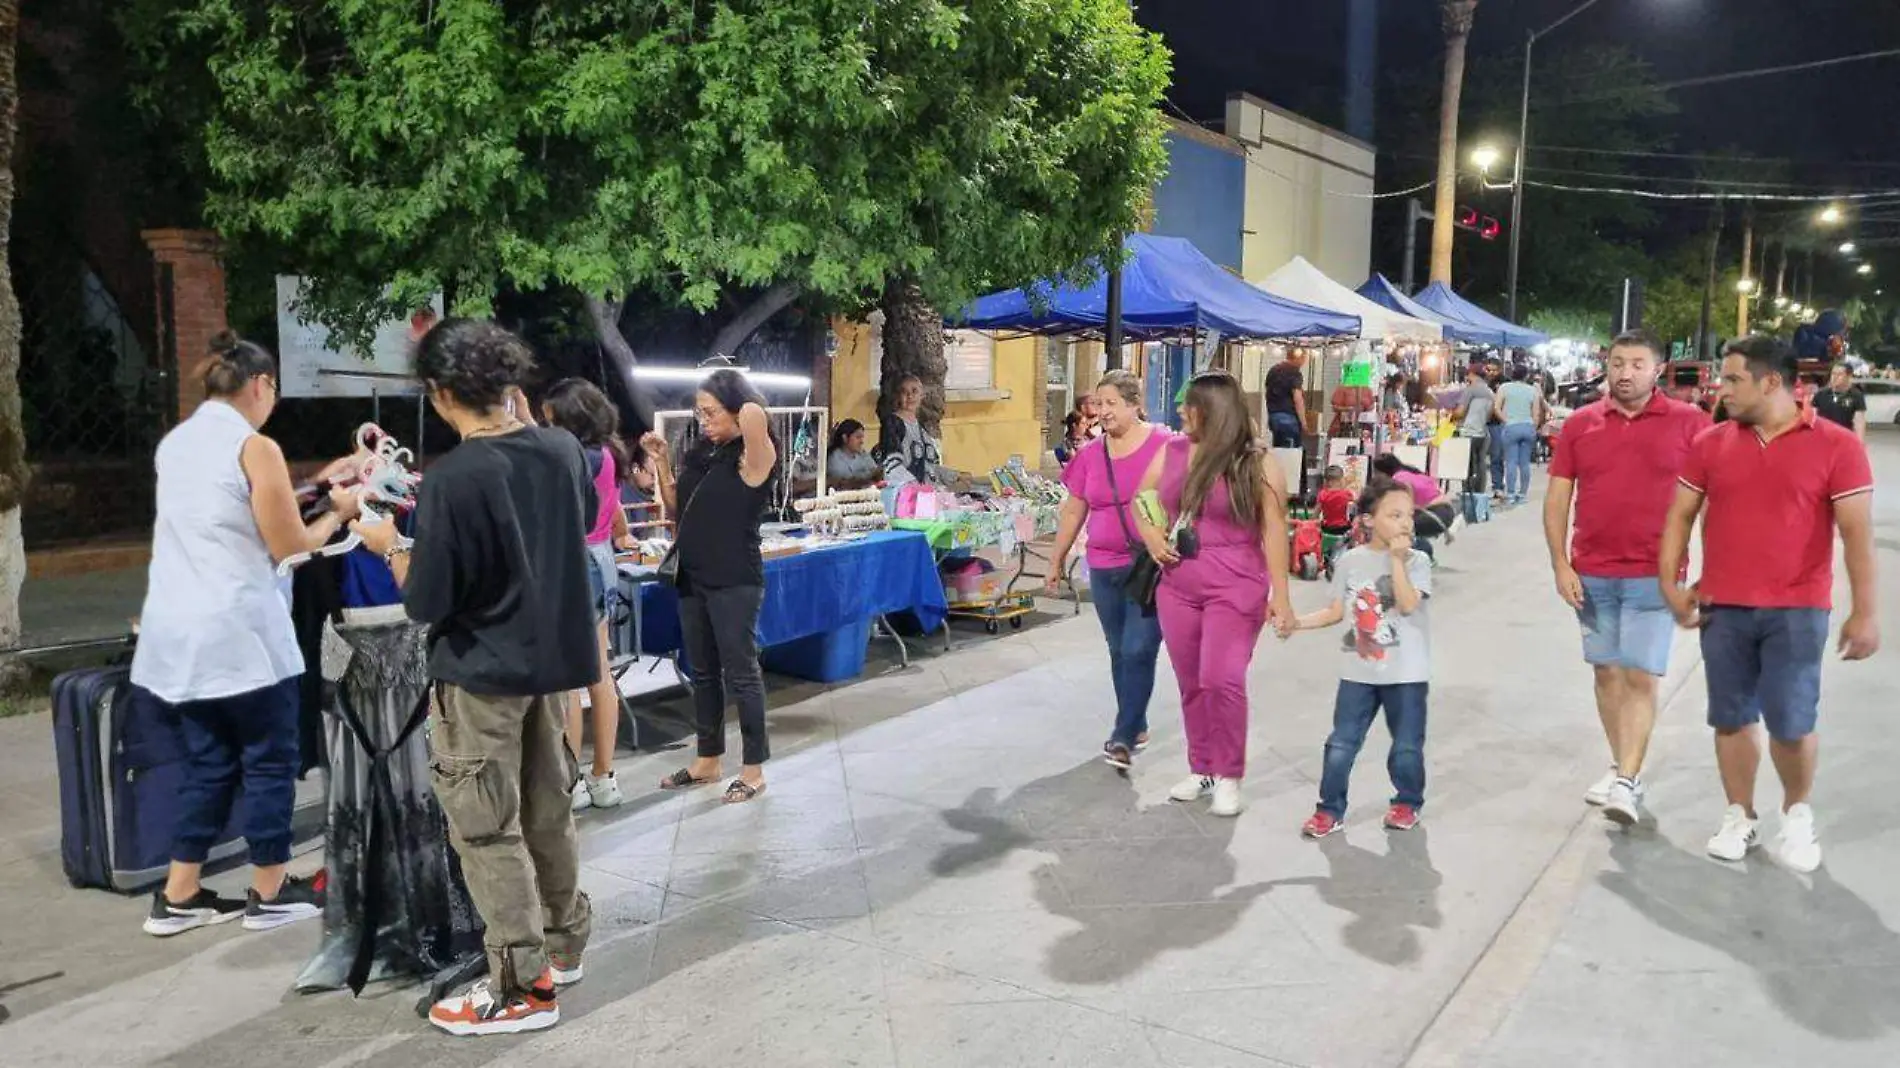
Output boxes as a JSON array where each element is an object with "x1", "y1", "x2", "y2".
[
  {"x1": 1521, "y1": 178, "x2": 1900, "y2": 203},
  {"x1": 1558, "y1": 48, "x2": 1900, "y2": 104},
  {"x1": 1161, "y1": 97, "x2": 1432, "y2": 200},
  {"x1": 1533, "y1": 145, "x2": 1900, "y2": 171}
]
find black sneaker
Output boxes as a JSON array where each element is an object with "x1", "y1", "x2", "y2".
[
  {"x1": 243, "y1": 874, "x2": 325, "y2": 931},
  {"x1": 143, "y1": 887, "x2": 246, "y2": 937}
]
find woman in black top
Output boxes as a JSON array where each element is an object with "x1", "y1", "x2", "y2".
[{"x1": 642, "y1": 369, "x2": 779, "y2": 802}]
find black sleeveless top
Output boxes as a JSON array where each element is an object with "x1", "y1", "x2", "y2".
[{"x1": 675, "y1": 438, "x2": 772, "y2": 590}]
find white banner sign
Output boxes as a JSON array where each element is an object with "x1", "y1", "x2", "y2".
[{"x1": 275, "y1": 276, "x2": 441, "y2": 399}]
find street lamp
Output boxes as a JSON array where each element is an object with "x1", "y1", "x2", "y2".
[
  {"x1": 1839, "y1": 242, "x2": 1858, "y2": 256},
  {"x1": 1736, "y1": 278, "x2": 1757, "y2": 295},
  {"x1": 1471, "y1": 145, "x2": 1502, "y2": 174},
  {"x1": 1818, "y1": 205, "x2": 1844, "y2": 226},
  {"x1": 1774, "y1": 295, "x2": 1789, "y2": 307},
  {"x1": 1504, "y1": 0, "x2": 1613, "y2": 323},
  {"x1": 1858, "y1": 263, "x2": 1874, "y2": 276}
]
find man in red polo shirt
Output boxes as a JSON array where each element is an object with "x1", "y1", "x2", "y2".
[
  {"x1": 1659, "y1": 336, "x2": 1878, "y2": 874},
  {"x1": 1545, "y1": 330, "x2": 1707, "y2": 827}
]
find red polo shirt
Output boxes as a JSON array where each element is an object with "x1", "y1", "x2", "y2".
[
  {"x1": 1551, "y1": 392, "x2": 1708, "y2": 578},
  {"x1": 1678, "y1": 412, "x2": 1874, "y2": 609}
]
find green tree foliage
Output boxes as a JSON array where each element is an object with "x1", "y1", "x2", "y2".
[{"x1": 141, "y1": 0, "x2": 1170, "y2": 367}]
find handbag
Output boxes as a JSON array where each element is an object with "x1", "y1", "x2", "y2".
[
  {"x1": 1101, "y1": 443, "x2": 1161, "y2": 612},
  {"x1": 656, "y1": 472, "x2": 705, "y2": 588}
]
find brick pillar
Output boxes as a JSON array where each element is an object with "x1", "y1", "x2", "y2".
[{"x1": 141, "y1": 229, "x2": 228, "y2": 422}]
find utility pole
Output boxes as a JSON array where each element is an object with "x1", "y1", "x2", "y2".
[
  {"x1": 1402, "y1": 199, "x2": 1434, "y2": 295},
  {"x1": 1697, "y1": 198, "x2": 1725, "y2": 360},
  {"x1": 1735, "y1": 205, "x2": 1754, "y2": 338}
]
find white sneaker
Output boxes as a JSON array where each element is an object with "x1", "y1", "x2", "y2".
[
  {"x1": 1169, "y1": 774, "x2": 1215, "y2": 803},
  {"x1": 571, "y1": 780, "x2": 593, "y2": 813},
  {"x1": 1602, "y1": 778, "x2": 1641, "y2": 828},
  {"x1": 1584, "y1": 766, "x2": 1618, "y2": 806},
  {"x1": 1209, "y1": 778, "x2": 1244, "y2": 818},
  {"x1": 1776, "y1": 803, "x2": 1822, "y2": 873},
  {"x1": 585, "y1": 770, "x2": 625, "y2": 809},
  {"x1": 1445, "y1": 513, "x2": 1466, "y2": 543},
  {"x1": 1706, "y1": 804, "x2": 1759, "y2": 862}
]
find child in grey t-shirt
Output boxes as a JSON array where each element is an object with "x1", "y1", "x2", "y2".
[{"x1": 1293, "y1": 480, "x2": 1434, "y2": 838}]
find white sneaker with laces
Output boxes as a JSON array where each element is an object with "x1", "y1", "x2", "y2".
[
  {"x1": 570, "y1": 780, "x2": 593, "y2": 813},
  {"x1": 1602, "y1": 778, "x2": 1641, "y2": 827},
  {"x1": 1776, "y1": 803, "x2": 1822, "y2": 873},
  {"x1": 1706, "y1": 804, "x2": 1759, "y2": 862},
  {"x1": 1584, "y1": 766, "x2": 1618, "y2": 806},
  {"x1": 1169, "y1": 774, "x2": 1216, "y2": 803},
  {"x1": 1209, "y1": 778, "x2": 1244, "y2": 818},
  {"x1": 585, "y1": 770, "x2": 625, "y2": 809}
]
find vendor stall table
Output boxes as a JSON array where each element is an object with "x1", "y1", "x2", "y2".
[
  {"x1": 628, "y1": 530, "x2": 949, "y2": 685},
  {"x1": 891, "y1": 501, "x2": 1075, "y2": 633},
  {"x1": 297, "y1": 614, "x2": 484, "y2": 1008}
]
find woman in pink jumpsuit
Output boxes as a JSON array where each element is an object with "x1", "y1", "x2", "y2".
[{"x1": 1136, "y1": 371, "x2": 1295, "y2": 817}]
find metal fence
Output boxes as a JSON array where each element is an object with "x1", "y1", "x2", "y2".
[{"x1": 16, "y1": 245, "x2": 173, "y2": 550}]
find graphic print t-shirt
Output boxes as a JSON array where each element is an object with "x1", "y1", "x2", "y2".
[{"x1": 1332, "y1": 545, "x2": 1433, "y2": 685}]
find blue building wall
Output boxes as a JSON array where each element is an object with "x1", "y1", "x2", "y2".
[{"x1": 1150, "y1": 133, "x2": 1246, "y2": 272}]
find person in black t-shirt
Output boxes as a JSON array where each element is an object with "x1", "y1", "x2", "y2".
[
  {"x1": 352, "y1": 318, "x2": 596, "y2": 1037},
  {"x1": 1811, "y1": 363, "x2": 1867, "y2": 440},
  {"x1": 641, "y1": 368, "x2": 779, "y2": 804},
  {"x1": 1263, "y1": 349, "x2": 1308, "y2": 448}
]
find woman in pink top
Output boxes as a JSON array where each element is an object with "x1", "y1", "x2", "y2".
[
  {"x1": 1135, "y1": 370, "x2": 1295, "y2": 817},
  {"x1": 1371, "y1": 453, "x2": 1461, "y2": 552},
  {"x1": 541, "y1": 379, "x2": 636, "y2": 811},
  {"x1": 1048, "y1": 371, "x2": 1172, "y2": 769}
]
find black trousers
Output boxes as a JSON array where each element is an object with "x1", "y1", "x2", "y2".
[
  {"x1": 1464, "y1": 433, "x2": 1490, "y2": 495},
  {"x1": 679, "y1": 583, "x2": 769, "y2": 766}
]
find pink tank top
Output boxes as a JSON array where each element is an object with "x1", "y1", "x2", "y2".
[
  {"x1": 1157, "y1": 436, "x2": 1259, "y2": 549},
  {"x1": 587, "y1": 447, "x2": 617, "y2": 545}
]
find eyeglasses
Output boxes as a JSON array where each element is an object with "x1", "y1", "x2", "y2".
[{"x1": 695, "y1": 405, "x2": 722, "y2": 420}]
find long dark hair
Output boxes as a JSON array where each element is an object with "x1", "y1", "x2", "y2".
[
  {"x1": 544, "y1": 377, "x2": 632, "y2": 473},
  {"x1": 1179, "y1": 370, "x2": 1266, "y2": 530},
  {"x1": 1371, "y1": 453, "x2": 1422, "y2": 478},
  {"x1": 698, "y1": 367, "x2": 768, "y2": 422},
  {"x1": 829, "y1": 418, "x2": 865, "y2": 454}
]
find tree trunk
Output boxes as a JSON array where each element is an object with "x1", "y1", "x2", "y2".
[
  {"x1": 0, "y1": 0, "x2": 28, "y2": 665},
  {"x1": 1430, "y1": 0, "x2": 1479, "y2": 285},
  {"x1": 1736, "y1": 204, "x2": 1754, "y2": 339},
  {"x1": 707, "y1": 280, "x2": 802, "y2": 363},
  {"x1": 583, "y1": 293, "x2": 657, "y2": 437},
  {"x1": 877, "y1": 278, "x2": 947, "y2": 437},
  {"x1": 1697, "y1": 198, "x2": 1725, "y2": 360}
]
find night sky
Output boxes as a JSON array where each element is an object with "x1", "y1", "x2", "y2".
[{"x1": 1140, "y1": 0, "x2": 1900, "y2": 237}]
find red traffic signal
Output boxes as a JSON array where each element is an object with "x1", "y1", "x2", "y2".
[
  {"x1": 1457, "y1": 206, "x2": 1480, "y2": 230},
  {"x1": 1453, "y1": 206, "x2": 1503, "y2": 241},
  {"x1": 1480, "y1": 216, "x2": 1501, "y2": 241}
]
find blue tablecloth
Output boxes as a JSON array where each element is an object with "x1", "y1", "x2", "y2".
[{"x1": 632, "y1": 531, "x2": 948, "y2": 681}]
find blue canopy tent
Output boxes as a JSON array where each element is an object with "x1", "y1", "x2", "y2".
[
  {"x1": 1357, "y1": 274, "x2": 1494, "y2": 346},
  {"x1": 953, "y1": 234, "x2": 1360, "y2": 341},
  {"x1": 1409, "y1": 282, "x2": 1549, "y2": 348}
]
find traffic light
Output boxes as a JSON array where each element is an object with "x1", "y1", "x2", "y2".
[{"x1": 1454, "y1": 206, "x2": 1502, "y2": 241}]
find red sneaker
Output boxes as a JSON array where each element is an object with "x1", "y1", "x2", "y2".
[
  {"x1": 1301, "y1": 810, "x2": 1342, "y2": 839},
  {"x1": 1384, "y1": 804, "x2": 1420, "y2": 831},
  {"x1": 429, "y1": 973, "x2": 559, "y2": 1037}
]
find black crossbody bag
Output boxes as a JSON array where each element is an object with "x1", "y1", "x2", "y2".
[{"x1": 1101, "y1": 444, "x2": 1161, "y2": 612}]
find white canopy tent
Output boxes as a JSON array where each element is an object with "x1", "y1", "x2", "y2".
[{"x1": 1255, "y1": 256, "x2": 1443, "y2": 342}]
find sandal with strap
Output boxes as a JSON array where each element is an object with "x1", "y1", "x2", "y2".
[
  {"x1": 660, "y1": 768, "x2": 714, "y2": 791},
  {"x1": 722, "y1": 778, "x2": 766, "y2": 804}
]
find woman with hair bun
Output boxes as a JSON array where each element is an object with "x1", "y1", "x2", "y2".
[
  {"x1": 351, "y1": 318, "x2": 599, "y2": 1037},
  {"x1": 133, "y1": 331, "x2": 363, "y2": 939}
]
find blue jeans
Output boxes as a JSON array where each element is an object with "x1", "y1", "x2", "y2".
[
  {"x1": 1500, "y1": 423, "x2": 1537, "y2": 499},
  {"x1": 1268, "y1": 411, "x2": 1304, "y2": 450},
  {"x1": 1318, "y1": 680, "x2": 1428, "y2": 818},
  {"x1": 164, "y1": 677, "x2": 301, "y2": 866},
  {"x1": 1090, "y1": 564, "x2": 1165, "y2": 749}
]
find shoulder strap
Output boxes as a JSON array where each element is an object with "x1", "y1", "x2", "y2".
[{"x1": 1099, "y1": 440, "x2": 1143, "y2": 552}]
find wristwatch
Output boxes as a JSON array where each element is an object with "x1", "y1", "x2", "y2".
[{"x1": 383, "y1": 537, "x2": 414, "y2": 565}]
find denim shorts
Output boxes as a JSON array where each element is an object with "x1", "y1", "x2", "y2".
[
  {"x1": 1577, "y1": 575, "x2": 1675, "y2": 677},
  {"x1": 586, "y1": 541, "x2": 617, "y2": 622},
  {"x1": 1700, "y1": 606, "x2": 1830, "y2": 741}
]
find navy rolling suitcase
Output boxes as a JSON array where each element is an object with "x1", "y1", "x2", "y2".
[{"x1": 52, "y1": 666, "x2": 247, "y2": 893}]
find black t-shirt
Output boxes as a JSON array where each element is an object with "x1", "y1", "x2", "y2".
[
  {"x1": 1812, "y1": 387, "x2": 1865, "y2": 431},
  {"x1": 1264, "y1": 361, "x2": 1304, "y2": 415},
  {"x1": 403, "y1": 427, "x2": 599, "y2": 696},
  {"x1": 676, "y1": 438, "x2": 772, "y2": 590}
]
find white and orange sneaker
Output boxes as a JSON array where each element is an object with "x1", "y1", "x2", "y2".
[{"x1": 429, "y1": 974, "x2": 560, "y2": 1037}]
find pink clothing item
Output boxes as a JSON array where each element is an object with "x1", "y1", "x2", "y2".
[
  {"x1": 1155, "y1": 435, "x2": 1271, "y2": 779},
  {"x1": 1392, "y1": 469, "x2": 1440, "y2": 506},
  {"x1": 587, "y1": 447, "x2": 618, "y2": 545},
  {"x1": 1061, "y1": 426, "x2": 1172, "y2": 570}
]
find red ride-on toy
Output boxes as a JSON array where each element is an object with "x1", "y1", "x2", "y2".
[{"x1": 1291, "y1": 518, "x2": 1325, "y2": 581}]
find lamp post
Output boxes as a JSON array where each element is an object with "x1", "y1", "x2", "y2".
[{"x1": 1505, "y1": 0, "x2": 1607, "y2": 324}]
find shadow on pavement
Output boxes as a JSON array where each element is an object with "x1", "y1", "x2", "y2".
[
  {"x1": 1601, "y1": 834, "x2": 1900, "y2": 1040},
  {"x1": 1280, "y1": 827, "x2": 1443, "y2": 966}
]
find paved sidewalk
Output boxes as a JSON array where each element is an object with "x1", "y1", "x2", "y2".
[{"x1": 0, "y1": 436, "x2": 1896, "y2": 1067}]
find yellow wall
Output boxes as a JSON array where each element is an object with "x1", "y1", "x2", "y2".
[{"x1": 829, "y1": 320, "x2": 1044, "y2": 476}]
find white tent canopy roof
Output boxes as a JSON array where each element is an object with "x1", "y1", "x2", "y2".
[{"x1": 1254, "y1": 256, "x2": 1444, "y2": 342}]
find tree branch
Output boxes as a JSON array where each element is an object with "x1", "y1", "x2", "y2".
[
  {"x1": 584, "y1": 293, "x2": 657, "y2": 436},
  {"x1": 707, "y1": 279, "x2": 802, "y2": 362}
]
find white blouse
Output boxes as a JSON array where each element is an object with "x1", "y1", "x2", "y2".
[{"x1": 131, "y1": 401, "x2": 303, "y2": 703}]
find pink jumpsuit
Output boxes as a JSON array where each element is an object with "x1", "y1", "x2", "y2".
[{"x1": 1155, "y1": 436, "x2": 1270, "y2": 780}]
